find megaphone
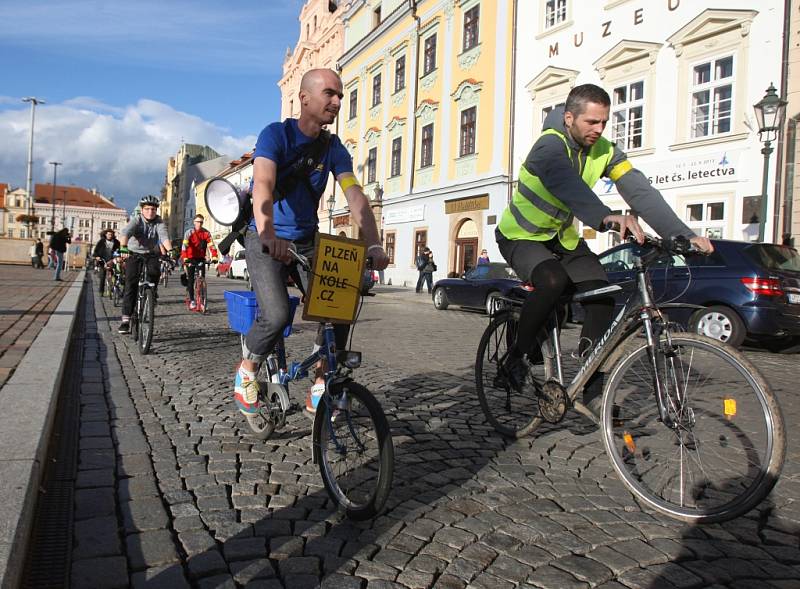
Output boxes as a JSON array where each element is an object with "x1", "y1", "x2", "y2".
[{"x1": 204, "y1": 178, "x2": 253, "y2": 255}]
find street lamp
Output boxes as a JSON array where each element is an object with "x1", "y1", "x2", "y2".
[
  {"x1": 62, "y1": 189, "x2": 68, "y2": 229},
  {"x1": 48, "y1": 161, "x2": 61, "y2": 233},
  {"x1": 327, "y1": 193, "x2": 336, "y2": 234},
  {"x1": 23, "y1": 97, "x2": 45, "y2": 233},
  {"x1": 753, "y1": 83, "x2": 787, "y2": 242}
]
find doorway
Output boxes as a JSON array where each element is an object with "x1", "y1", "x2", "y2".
[{"x1": 454, "y1": 218, "x2": 479, "y2": 274}]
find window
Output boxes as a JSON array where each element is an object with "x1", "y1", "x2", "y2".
[
  {"x1": 372, "y1": 73, "x2": 382, "y2": 107},
  {"x1": 686, "y1": 201, "x2": 725, "y2": 238},
  {"x1": 394, "y1": 56, "x2": 405, "y2": 93},
  {"x1": 423, "y1": 34, "x2": 437, "y2": 76},
  {"x1": 391, "y1": 137, "x2": 402, "y2": 177},
  {"x1": 414, "y1": 229, "x2": 427, "y2": 258},
  {"x1": 541, "y1": 102, "x2": 565, "y2": 124},
  {"x1": 421, "y1": 124, "x2": 434, "y2": 167},
  {"x1": 459, "y1": 107, "x2": 477, "y2": 157},
  {"x1": 349, "y1": 88, "x2": 358, "y2": 120},
  {"x1": 7, "y1": 229, "x2": 13, "y2": 238},
  {"x1": 373, "y1": 4, "x2": 381, "y2": 28},
  {"x1": 463, "y1": 5, "x2": 479, "y2": 52},
  {"x1": 544, "y1": 0, "x2": 567, "y2": 29},
  {"x1": 612, "y1": 81, "x2": 644, "y2": 150},
  {"x1": 691, "y1": 56, "x2": 733, "y2": 138},
  {"x1": 385, "y1": 232, "x2": 396, "y2": 265},
  {"x1": 367, "y1": 147, "x2": 377, "y2": 184}
]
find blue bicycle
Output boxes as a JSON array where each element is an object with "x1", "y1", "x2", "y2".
[{"x1": 227, "y1": 248, "x2": 394, "y2": 520}]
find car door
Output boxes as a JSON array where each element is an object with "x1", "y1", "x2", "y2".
[{"x1": 463, "y1": 264, "x2": 490, "y2": 307}]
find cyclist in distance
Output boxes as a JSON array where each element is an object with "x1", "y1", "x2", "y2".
[
  {"x1": 181, "y1": 214, "x2": 219, "y2": 310},
  {"x1": 92, "y1": 228, "x2": 120, "y2": 296},
  {"x1": 118, "y1": 195, "x2": 174, "y2": 334},
  {"x1": 233, "y1": 67, "x2": 389, "y2": 418},
  {"x1": 496, "y1": 83, "x2": 713, "y2": 414}
]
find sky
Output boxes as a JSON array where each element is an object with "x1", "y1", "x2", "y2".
[{"x1": 0, "y1": 0, "x2": 306, "y2": 213}]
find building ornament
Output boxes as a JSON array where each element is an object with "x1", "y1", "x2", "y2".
[
  {"x1": 386, "y1": 116, "x2": 406, "y2": 134},
  {"x1": 666, "y1": 9, "x2": 757, "y2": 57},
  {"x1": 392, "y1": 88, "x2": 408, "y2": 107},
  {"x1": 415, "y1": 100, "x2": 439, "y2": 124},
  {"x1": 421, "y1": 69, "x2": 438, "y2": 90},
  {"x1": 363, "y1": 127, "x2": 381, "y2": 146},
  {"x1": 452, "y1": 78, "x2": 483, "y2": 107},
  {"x1": 593, "y1": 40, "x2": 662, "y2": 80},
  {"x1": 458, "y1": 44, "x2": 481, "y2": 70},
  {"x1": 525, "y1": 66, "x2": 579, "y2": 101}
]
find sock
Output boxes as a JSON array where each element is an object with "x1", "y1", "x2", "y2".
[{"x1": 238, "y1": 365, "x2": 256, "y2": 381}]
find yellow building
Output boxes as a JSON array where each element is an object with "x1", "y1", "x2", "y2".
[{"x1": 338, "y1": 0, "x2": 516, "y2": 285}]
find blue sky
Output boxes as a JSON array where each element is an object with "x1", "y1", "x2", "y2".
[{"x1": 0, "y1": 0, "x2": 306, "y2": 212}]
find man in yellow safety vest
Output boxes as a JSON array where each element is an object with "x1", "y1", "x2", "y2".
[{"x1": 496, "y1": 83, "x2": 713, "y2": 413}]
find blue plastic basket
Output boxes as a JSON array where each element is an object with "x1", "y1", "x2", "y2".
[{"x1": 224, "y1": 291, "x2": 299, "y2": 338}]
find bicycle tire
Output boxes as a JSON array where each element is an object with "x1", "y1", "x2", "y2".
[
  {"x1": 197, "y1": 277, "x2": 207, "y2": 313},
  {"x1": 244, "y1": 363, "x2": 285, "y2": 440},
  {"x1": 314, "y1": 381, "x2": 393, "y2": 520},
  {"x1": 105, "y1": 273, "x2": 113, "y2": 298},
  {"x1": 112, "y1": 283, "x2": 121, "y2": 307},
  {"x1": 475, "y1": 310, "x2": 554, "y2": 438},
  {"x1": 138, "y1": 288, "x2": 155, "y2": 354},
  {"x1": 602, "y1": 332, "x2": 785, "y2": 524}
]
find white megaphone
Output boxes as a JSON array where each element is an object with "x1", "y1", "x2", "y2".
[{"x1": 204, "y1": 177, "x2": 253, "y2": 254}]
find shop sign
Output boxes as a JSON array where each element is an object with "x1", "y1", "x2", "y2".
[
  {"x1": 385, "y1": 204, "x2": 425, "y2": 224},
  {"x1": 594, "y1": 150, "x2": 741, "y2": 195},
  {"x1": 444, "y1": 195, "x2": 489, "y2": 214},
  {"x1": 333, "y1": 214, "x2": 351, "y2": 228}
]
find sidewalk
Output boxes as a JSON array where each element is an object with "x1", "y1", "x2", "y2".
[{"x1": 0, "y1": 265, "x2": 85, "y2": 589}]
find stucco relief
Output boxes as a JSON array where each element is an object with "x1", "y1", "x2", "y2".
[
  {"x1": 416, "y1": 166, "x2": 434, "y2": 186},
  {"x1": 363, "y1": 127, "x2": 381, "y2": 146},
  {"x1": 392, "y1": 88, "x2": 407, "y2": 107},
  {"x1": 415, "y1": 101, "x2": 439, "y2": 124},
  {"x1": 455, "y1": 153, "x2": 478, "y2": 178},
  {"x1": 452, "y1": 79, "x2": 483, "y2": 108},
  {"x1": 421, "y1": 70, "x2": 438, "y2": 90},
  {"x1": 458, "y1": 44, "x2": 481, "y2": 70}
]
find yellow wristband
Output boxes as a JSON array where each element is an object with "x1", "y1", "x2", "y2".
[{"x1": 338, "y1": 176, "x2": 360, "y2": 191}]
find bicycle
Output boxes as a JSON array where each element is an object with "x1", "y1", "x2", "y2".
[
  {"x1": 475, "y1": 234, "x2": 786, "y2": 524},
  {"x1": 128, "y1": 253, "x2": 168, "y2": 355},
  {"x1": 226, "y1": 247, "x2": 394, "y2": 521},
  {"x1": 184, "y1": 259, "x2": 211, "y2": 313},
  {"x1": 160, "y1": 258, "x2": 172, "y2": 288},
  {"x1": 110, "y1": 258, "x2": 124, "y2": 307}
]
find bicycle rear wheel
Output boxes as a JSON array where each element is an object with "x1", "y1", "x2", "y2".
[
  {"x1": 314, "y1": 381, "x2": 393, "y2": 520},
  {"x1": 105, "y1": 272, "x2": 113, "y2": 298},
  {"x1": 475, "y1": 310, "x2": 554, "y2": 438},
  {"x1": 138, "y1": 289, "x2": 155, "y2": 354},
  {"x1": 602, "y1": 332, "x2": 785, "y2": 523},
  {"x1": 196, "y1": 277, "x2": 207, "y2": 313},
  {"x1": 112, "y1": 282, "x2": 121, "y2": 307}
]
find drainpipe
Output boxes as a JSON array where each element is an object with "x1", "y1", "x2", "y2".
[
  {"x1": 408, "y1": 0, "x2": 421, "y2": 193},
  {"x1": 775, "y1": 0, "x2": 791, "y2": 240},
  {"x1": 785, "y1": 118, "x2": 797, "y2": 243},
  {"x1": 507, "y1": 0, "x2": 519, "y2": 204}
]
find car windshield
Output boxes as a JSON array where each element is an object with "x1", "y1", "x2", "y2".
[
  {"x1": 743, "y1": 244, "x2": 800, "y2": 272},
  {"x1": 466, "y1": 263, "x2": 518, "y2": 280}
]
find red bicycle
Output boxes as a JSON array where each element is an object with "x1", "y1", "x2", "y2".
[{"x1": 183, "y1": 259, "x2": 211, "y2": 313}]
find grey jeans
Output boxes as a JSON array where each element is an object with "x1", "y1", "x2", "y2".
[{"x1": 242, "y1": 229, "x2": 350, "y2": 363}]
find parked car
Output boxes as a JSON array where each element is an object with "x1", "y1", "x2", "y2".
[
  {"x1": 432, "y1": 262, "x2": 524, "y2": 314},
  {"x1": 571, "y1": 239, "x2": 800, "y2": 348},
  {"x1": 361, "y1": 268, "x2": 378, "y2": 295},
  {"x1": 229, "y1": 249, "x2": 250, "y2": 287},
  {"x1": 215, "y1": 254, "x2": 232, "y2": 277}
]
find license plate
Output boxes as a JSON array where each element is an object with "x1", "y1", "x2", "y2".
[{"x1": 789, "y1": 293, "x2": 800, "y2": 304}]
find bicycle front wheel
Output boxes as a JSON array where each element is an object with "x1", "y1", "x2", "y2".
[
  {"x1": 475, "y1": 311, "x2": 554, "y2": 438},
  {"x1": 197, "y1": 278, "x2": 207, "y2": 313},
  {"x1": 602, "y1": 332, "x2": 785, "y2": 523},
  {"x1": 314, "y1": 381, "x2": 393, "y2": 521},
  {"x1": 138, "y1": 289, "x2": 155, "y2": 354}
]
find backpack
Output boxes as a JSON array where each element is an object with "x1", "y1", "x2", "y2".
[{"x1": 416, "y1": 255, "x2": 427, "y2": 271}]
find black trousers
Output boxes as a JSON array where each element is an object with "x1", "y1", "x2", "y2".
[
  {"x1": 122, "y1": 255, "x2": 161, "y2": 317},
  {"x1": 185, "y1": 259, "x2": 206, "y2": 301}
]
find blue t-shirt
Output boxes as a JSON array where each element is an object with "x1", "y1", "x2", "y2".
[{"x1": 250, "y1": 118, "x2": 353, "y2": 241}]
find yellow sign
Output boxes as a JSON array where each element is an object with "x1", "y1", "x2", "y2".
[
  {"x1": 444, "y1": 195, "x2": 489, "y2": 214},
  {"x1": 582, "y1": 228, "x2": 597, "y2": 240},
  {"x1": 303, "y1": 233, "x2": 366, "y2": 324}
]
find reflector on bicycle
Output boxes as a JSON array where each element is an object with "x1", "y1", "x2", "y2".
[
  {"x1": 341, "y1": 351, "x2": 362, "y2": 369},
  {"x1": 623, "y1": 432, "x2": 636, "y2": 453},
  {"x1": 204, "y1": 177, "x2": 248, "y2": 226},
  {"x1": 723, "y1": 398, "x2": 737, "y2": 417}
]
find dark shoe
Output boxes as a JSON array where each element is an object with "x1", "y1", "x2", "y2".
[
  {"x1": 118, "y1": 321, "x2": 130, "y2": 334},
  {"x1": 501, "y1": 354, "x2": 529, "y2": 391}
]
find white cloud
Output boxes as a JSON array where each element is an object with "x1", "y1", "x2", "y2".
[{"x1": 0, "y1": 98, "x2": 255, "y2": 212}]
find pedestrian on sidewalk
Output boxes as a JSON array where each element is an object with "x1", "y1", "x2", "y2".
[
  {"x1": 49, "y1": 228, "x2": 70, "y2": 281},
  {"x1": 28, "y1": 241, "x2": 38, "y2": 268},
  {"x1": 477, "y1": 249, "x2": 490, "y2": 265},
  {"x1": 34, "y1": 238, "x2": 44, "y2": 268},
  {"x1": 415, "y1": 247, "x2": 436, "y2": 294}
]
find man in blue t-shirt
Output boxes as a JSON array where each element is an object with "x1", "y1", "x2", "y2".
[{"x1": 234, "y1": 68, "x2": 389, "y2": 417}]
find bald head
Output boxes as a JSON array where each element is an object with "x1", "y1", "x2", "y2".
[
  {"x1": 300, "y1": 68, "x2": 340, "y2": 92},
  {"x1": 297, "y1": 68, "x2": 343, "y2": 129}
]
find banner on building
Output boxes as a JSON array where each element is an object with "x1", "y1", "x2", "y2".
[
  {"x1": 594, "y1": 150, "x2": 742, "y2": 195},
  {"x1": 384, "y1": 204, "x2": 425, "y2": 224}
]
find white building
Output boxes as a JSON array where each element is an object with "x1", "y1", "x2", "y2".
[{"x1": 516, "y1": 1, "x2": 785, "y2": 251}]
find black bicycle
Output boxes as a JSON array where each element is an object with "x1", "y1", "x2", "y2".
[
  {"x1": 475, "y1": 235, "x2": 786, "y2": 523},
  {"x1": 128, "y1": 253, "x2": 169, "y2": 355}
]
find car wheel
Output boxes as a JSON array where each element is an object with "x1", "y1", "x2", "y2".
[
  {"x1": 433, "y1": 287, "x2": 449, "y2": 310},
  {"x1": 689, "y1": 305, "x2": 746, "y2": 348},
  {"x1": 485, "y1": 292, "x2": 503, "y2": 315}
]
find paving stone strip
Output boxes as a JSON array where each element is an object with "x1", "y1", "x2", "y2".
[{"x1": 58, "y1": 276, "x2": 800, "y2": 588}]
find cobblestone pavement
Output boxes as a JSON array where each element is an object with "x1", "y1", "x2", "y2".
[
  {"x1": 0, "y1": 264, "x2": 78, "y2": 387},
  {"x1": 66, "y1": 273, "x2": 800, "y2": 588}
]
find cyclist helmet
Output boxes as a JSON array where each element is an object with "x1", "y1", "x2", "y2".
[{"x1": 139, "y1": 195, "x2": 160, "y2": 208}]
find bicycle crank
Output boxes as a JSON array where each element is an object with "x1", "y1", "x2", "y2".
[{"x1": 538, "y1": 379, "x2": 568, "y2": 423}]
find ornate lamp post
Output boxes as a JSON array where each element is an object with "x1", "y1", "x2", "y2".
[
  {"x1": 327, "y1": 193, "x2": 336, "y2": 234},
  {"x1": 753, "y1": 83, "x2": 787, "y2": 242}
]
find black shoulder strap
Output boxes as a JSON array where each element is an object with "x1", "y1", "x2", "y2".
[{"x1": 274, "y1": 130, "x2": 332, "y2": 202}]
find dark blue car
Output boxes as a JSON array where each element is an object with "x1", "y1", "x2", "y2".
[
  {"x1": 576, "y1": 239, "x2": 800, "y2": 348},
  {"x1": 432, "y1": 262, "x2": 525, "y2": 314}
]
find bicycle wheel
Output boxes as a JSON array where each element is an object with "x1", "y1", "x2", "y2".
[
  {"x1": 138, "y1": 289, "x2": 155, "y2": 354},
  {"x1": 105, "y1": 273, "x2": 113, "y2": 298},
  {"x1": 314, "y1": 381, "x2": 393, "y2": 520},
  {"x1": 602, "y1": 332, "x2": 785, "y2": 524},
  {"x1": 112, "y1": 283, "x2": 121, "y2": 307},
  {"x1": 475, "y1": 311, "x2": 554, "y2": 438},
  {"x1": 197, "y1": 277, "x2": 207, "y2": 313},
  {"x1": 245, "y1": 360, "x2": 290, "y2": 440}
]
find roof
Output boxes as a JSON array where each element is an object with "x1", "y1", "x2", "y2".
[
  {"x1": 33, "y1": 184, "x2": 124, "y2": 210},
  {"x1": 0, "y1": 183, "x2": 6, "y2": 209}
]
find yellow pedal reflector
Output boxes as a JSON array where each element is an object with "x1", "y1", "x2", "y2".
[
  {"x1": 623, "y1": 432, "x2": 636, "y2": 453},
  {"x1": 724, "y1": 398, "x2": 737, "y2": 418}
]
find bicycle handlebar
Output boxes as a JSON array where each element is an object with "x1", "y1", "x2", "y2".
[{"x1": 625, "y1": 233, "x2": 699, "y2": 256}]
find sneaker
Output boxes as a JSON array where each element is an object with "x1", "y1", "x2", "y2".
[
  {"x1": 118, "y1": 321, "x2": 130, "y2": 334},
  {"x1": 189, "y1": 300, "x2": 197, "y2": 310},
  {"x1": 305, "y1": 383, "x2": 325, "y2": 414},
  {"x1": 501, "y1": 354, "x2": 529, "y2": 391},
  {"x1": 234, "y1": 367, "x2": 260, "y2": 415}
]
